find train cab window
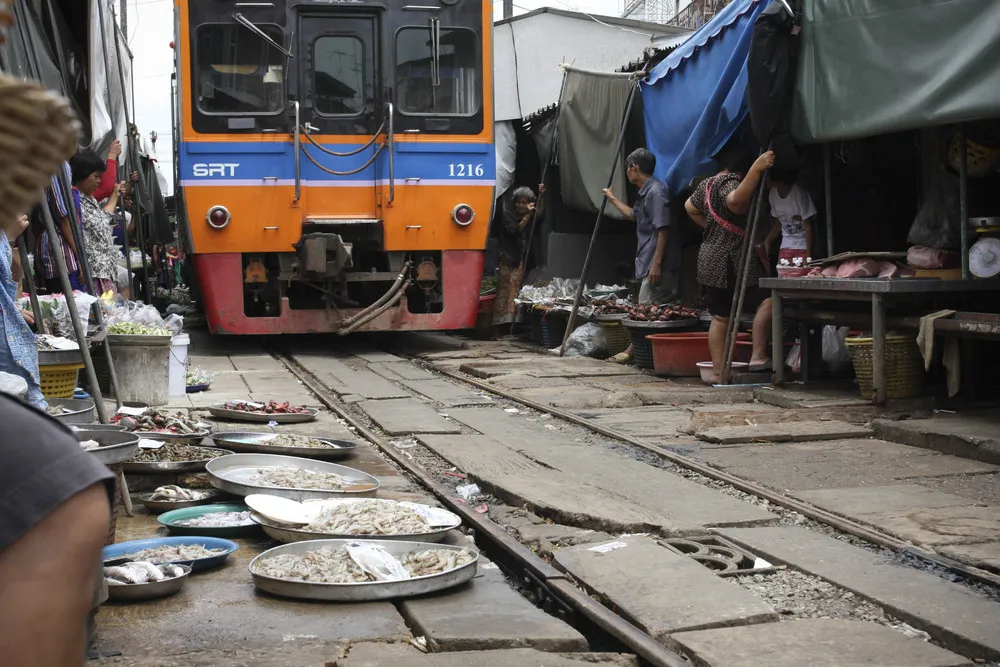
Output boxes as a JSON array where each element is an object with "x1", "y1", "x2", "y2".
[
  {"x1": 195, "y1": 24, "x2": 286, "y2": 115},
  {"x1": 313, "y1": 36, "x2": 365, "y2": 116},
  {"x1": 395, "y1": 27, "x2": 479, "y2": 116}
]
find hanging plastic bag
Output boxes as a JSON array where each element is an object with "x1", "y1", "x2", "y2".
[
  {"x1": 821, "y1": 326, "x2": 851, "y2": 373},
  {"x1": 551, "y1": 322, "x2": 607, "y2": 358},
  {"x1": 786, "y1": 340, "x2": 802, "y2": 374}
]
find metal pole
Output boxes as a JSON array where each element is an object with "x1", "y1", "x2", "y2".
[
  {"x1": 558, "y1": 81, "x2": 639, "y2": 357},
  {"x1": 958, "y1": 125, "x2": 969, "y2": 280},
  {"x1": 39, "y1": 197, "x2": 110, "y2": 423},
  {"x1": 17, "y1": 241, "x2": 44, "y2": 329},
  {"x1": 503, "y1": 0, "x2": 514, "y2": 18},
  {"x1": 823, "y1": 142, "x2": 833, "y2": 257}
]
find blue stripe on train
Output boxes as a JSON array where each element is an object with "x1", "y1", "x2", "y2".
[{"x1": 179, "y1": 141, "x2": 496, "y2": 183}]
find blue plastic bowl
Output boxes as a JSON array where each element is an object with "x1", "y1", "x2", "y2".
[{"x1": 103, "y1": 536, "x2": 238, "y2": 572}]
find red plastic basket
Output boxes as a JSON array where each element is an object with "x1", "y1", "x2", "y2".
[{"x1": 647, "y1": 332, "x2": 750, "y2": 377}]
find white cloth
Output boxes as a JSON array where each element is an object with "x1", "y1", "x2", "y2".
[{"x1": 769, "y1": 184, "x2": 817, "y2": 251}]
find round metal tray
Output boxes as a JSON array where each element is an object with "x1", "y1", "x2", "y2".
[
  {"x1": 128, "y1": 427, "x2": 212, "y2": 447},
  {"x1": 103, "y1": 536, "x2": 238, "y2": 572},
  {"x1": 209, "y1": 432, "x2": 359, "y2": 460},
  {"x1": 106, "y1": 565, "x2": 191, "y2": 602},
  {"x1": 38, "y1": 348, "x2": 83, "y2": 366},
  {"x1": 139, "y1": 490, "x2": 222, "y2": 514},
  {"x1": 158, "y1": 503, "x2": 258, "y2": 538},
  {"x1": 76, "y1": 430, "x2": 140, "y2": 466},
  {"x1": 595, "y1": 312, "x2": 629, "y2": 322},
  {"x1": 123, "y1": 446, "x2": 233, "y2": 474},
  {"x1": 249, "y1": 539, "x2": 478, "y2": 602},
  {"x1": 623, "y1": 318, "x2": 700, "y2": 329},
  {"x1": 250, "y1": 499, "x2": 460, "y2": 544},
  {"x1": 206, "y1": 453, "x2": 379, "y2": 501},
  {"x1": 71, "y1": 423, "x2": 127, "y2": 433},
  {"x1": 207, "y1": 405, "x2": 318, "y2": 424},
  {"x1": 48, "y1": 398, "x2": 95, "y2": 424}
]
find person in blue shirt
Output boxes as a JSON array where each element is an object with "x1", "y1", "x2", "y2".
[{"x1": 0, "y1": 212, "x2": 45, "y2": 408}]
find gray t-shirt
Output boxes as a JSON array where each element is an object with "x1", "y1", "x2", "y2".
[{"x1": 633, "y1": 177, "x2": 676, "y2": 278}]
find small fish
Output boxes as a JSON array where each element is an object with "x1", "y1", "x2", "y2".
[
  {"x1": 161, "y1": 564, "x2": 186, "y2": 578},
  {"x1": 129, "y1": 561, "x2": 165, "y2": 582},
  {"x1": 104, "y1": 565, "x2": 148, "y2": 585}
]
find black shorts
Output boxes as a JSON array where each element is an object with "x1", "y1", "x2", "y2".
[
  {"x1": 0, "y1": 393, "x2": 113, "y2": 554},
  {"x1": 704, "y1": 285, "x2": 768, "y2": 318}
]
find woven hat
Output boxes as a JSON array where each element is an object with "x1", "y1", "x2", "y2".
[{"x1": 0, "y1": 73, "x2": 81, "y2": 222}]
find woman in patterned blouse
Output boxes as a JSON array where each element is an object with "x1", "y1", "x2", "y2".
[
  {"x1": 69, "y1": 152, "x2": 125, "y2": 295},
  {"x1": 685, "y1": 146, "x2": 775, "y2": 384}
]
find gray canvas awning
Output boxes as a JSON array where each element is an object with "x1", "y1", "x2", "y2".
[{"x1": 792, "y1": 0, "x2": 1000, "y2": 144}]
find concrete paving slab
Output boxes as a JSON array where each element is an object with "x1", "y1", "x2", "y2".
[
  {"x1": 342, "y1": 649, "x2": 639, "y2": 667},
  {"x1": 368, "y1": 361, "x2": 437, "y2": 381},
  {"x1": 353, "y1": 350, "x2": 404, "y2": 363},
  {"x1": 937, "y1": 542, "x2": 1000, "y2": 572},
  {"x1": 695, "y1": 420, "x2": 872, "y2": 445},
  {"x1": 685, "y1": 402, "x2": 883, "y2": 433},
  {"x1": 858, "y1": 505, "x2": 1000, "y2": 547},
  {"x1": 417, "y1": 434, "x2": 700, "y2": 534},
  {"x1": 915, "y1": 473, "x2": 1000, "y2": 505},
  {"x1": 400, "y1": 379, "x2": 494, "y2": 407},
  {"x1": 187, "y1": 354, "x2": 236, "y2": 373},
  {"x1": 293, "y1": 354, "x2": 410, "y2": 399},
  {"x1": 446, "y1": 408, "x2": 775, "y2": 527},
  {"x1": 754, "y1": 386, "x2": 874, "y2": 410},
  {"x1": 487, "y1": 374, "x2": 572, "y2": 390},
  {"x1": 873, "y1": 412, "x2": 1000, "y2": 464},
  {"x1": 227, "y1": 353, "x2": 285, "y2": 372},
  {"x1": 359, "y1": 398, "x2": 462, "y2": 435},
  {"x1": 399, "y1": 560, "x2": 587, "y2": 652},
  {"x1": 581, "y1": 378, "x2": 757, "y2": 405},
  {"x1": 515, "y1": 385, "x2": 646, "y2": 409},
  {"x1": 793, "y1": 484, "x2": 979, "y2": 516},
  {"x1": 669, "y1": 619, "x2": 972, "y2": 667},
  {"x1": 719, "y1": 526, "x2": 1000, "y2": 660},
  {"x1": 554, "y1": 536, "x2": 777, "y2": 639},
  {"x1": 569, "y1": 406, "x2": 692, "y2": 437}
]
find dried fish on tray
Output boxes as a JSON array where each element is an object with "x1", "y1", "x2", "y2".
[
  {"x1": 252, "y1": 498, "x2": 461, "y2": 543},
  {"x1": 249, "y1": 539, "x2": 478, "y2": 601},
  {"x1": 124, "y1": 444, "x2": 233, "y2": 474},
  {"x1": 207, "y1": 453, "x2": 379, "y2": 501},
  {"x1": 209, "y1": 432, "x2": 358, "y2": 460}
]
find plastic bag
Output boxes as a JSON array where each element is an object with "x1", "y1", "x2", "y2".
[
  {"x1": 786, "y1": 340, "x2": 802, "y2": 374},
  {"x1": 163, "y1": 313, "x2": 184, "y2": 335},
  {"x1": 822, "y1": 326, "x2": 851, "y2": 373},
  {"x1": 907, "y1": 167, "x2": 959, "y2": 249},
  {"x1": 0, "y1": 372, "x2": 28, "y2": 400},
  {"x1": 551, "y1": 322, "x2": 607, "y2": 358},
  {"x1": 345, "y1": 542, "x2": 410, "y2": 581}
]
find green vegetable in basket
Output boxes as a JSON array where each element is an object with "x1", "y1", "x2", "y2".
[{"x1": 108, "y1": 322, "x2": 170, "y2": 336}]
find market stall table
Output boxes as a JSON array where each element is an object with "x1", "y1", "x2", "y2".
[{"x1": 761, "y1": 277, "x2": 1000, "y2": 403}]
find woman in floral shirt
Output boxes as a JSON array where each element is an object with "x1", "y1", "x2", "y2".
[
  {"x1": 69, "y1": 151, "x2": 125, "y2": 295},
  {"x1": 685, "y1": 146, "x2": 775, "y2": 383}
]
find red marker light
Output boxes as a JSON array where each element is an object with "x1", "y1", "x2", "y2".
[
  {"x1": 452, "y1": 204, "x2": 475, "y2": 226},
  {"x1": 206, "y1": 206, "x2": 231, "y2": 229}
]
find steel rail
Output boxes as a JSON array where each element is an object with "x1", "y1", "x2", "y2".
[
  {"x1": 426, "y1": 363, "x2": 1000, "y2": 590},
  {"x1": 271, "y1": 350, "x2": 690, "y2": 667}
]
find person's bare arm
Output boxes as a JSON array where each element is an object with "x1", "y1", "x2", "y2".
[
  {"x1": 764, "y1": 218, "x2": 781, "y2": 247},
  {"x1": 804, "y1": 217, "x2": 815, "y2": 258},
  {"x1": 649, "y1": 227, "x2": 668, "y2": 284},
  {"x1": 726, "y1": 151, "x2": 775, "y2": 215},
  {"x1": 0, "y1": 483, "x2": 109, "y2": 667},
  {"x1": 103, "y1": 182, "x2": 124, "y2": 214},
  {"x1": 685, "y1": 197, "x2": 707, "y2": 228},
  {"x1": 603, "y1": 187, "x2": 634, "y2": 220}
]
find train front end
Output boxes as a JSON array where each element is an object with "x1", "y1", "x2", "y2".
[{"x1": 174, "y1": 0, "x2": 493, "y2": 334}]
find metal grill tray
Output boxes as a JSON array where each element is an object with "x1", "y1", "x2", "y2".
[
  {"x1": 123, "y1": 447, "x2": 233, "y2": 474},
  {"x1": 206, "y1": 453, "x2": 379, "y2": 501},
  {"x1": 209, "y1": 432, "x2": 359, "y2": 460},
  {"x1": 249, "y1": 539, "x2": 478, "y2": 602},
  {"x1": 207, "y1": 405, "x2": 318, "y2": 424},
  {"x1": 250, "y1": 499, "x2": 461, "y2": 544}
]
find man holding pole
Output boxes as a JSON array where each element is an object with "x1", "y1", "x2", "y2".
[{"x1": 603, "y1": 148, "x2": 679, "y2": 363}]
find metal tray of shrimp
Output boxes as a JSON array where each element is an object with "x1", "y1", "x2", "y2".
[
  {"x1": 133, "y1": 426, "x2": 212, "y2": 446},
  {"x1": 206, "y1": 453, "x2": 379, "y2": 501},
  {"x1": 209, "y1": 432, "x2": 359, "y2": 460},
  {"x1": 248, "y1": 539, "x2": 478, "y2": 602},
  {"x1": 123, "y1": 447, "x2": 233, "y2": 474}
]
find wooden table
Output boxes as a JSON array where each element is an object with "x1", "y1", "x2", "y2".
[{"x1": 760, "y1": 277, "x2": 1000, "y2": 403}]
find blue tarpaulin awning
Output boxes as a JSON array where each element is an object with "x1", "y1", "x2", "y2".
[{"x1": 640, "y1": 0, "x2": 768, "y2": 195}]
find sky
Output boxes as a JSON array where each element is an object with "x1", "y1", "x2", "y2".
[{"x1": 128, "y1": 0, "x2": 623, "y2": 195}]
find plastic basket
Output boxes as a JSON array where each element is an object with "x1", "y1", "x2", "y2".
[
  {"x1": 600, "y1": 321, "x2": 630, "y2": 357},
  {"x1": 846, "y1": 335, "x2": 925, "y2": 400},
  {"x1": 40, "y1": 363, "x2": 84, "y2": 399},
  {"x1": 541, "y1": 311, "x2": 569, "y2": 349}
]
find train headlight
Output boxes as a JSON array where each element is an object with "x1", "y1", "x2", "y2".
[
  {"x1": 206, "y1": 205, "x2": 231, "y2": 229},
  {"x1": 451, "y1": 204, "x2": 475, "y2": 227}
]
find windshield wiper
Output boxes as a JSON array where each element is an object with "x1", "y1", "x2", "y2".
[{"x1": 233, "y1": 13, "x2": 293, "y2": 58}]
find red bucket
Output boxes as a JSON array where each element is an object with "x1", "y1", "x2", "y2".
[{"x1": 647, "y1": 332, "x2": 751, "y2": 377}]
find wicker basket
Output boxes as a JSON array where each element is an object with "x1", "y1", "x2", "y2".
[
  {"x1": 846, "y1": 335, "x2": 925, "y2": 400},
  {"x1": 600, "y1": 321, "x2": 630, "y2": 357},
  {"x1": 40, "y1": 363, "x2": 84, "y2": 398}
]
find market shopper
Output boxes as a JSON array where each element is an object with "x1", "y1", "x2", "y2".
[
  {"x1": 0, "y1": 392, "x2": 112, "y2": 667},
  {"x1": 493, "y1": 184, "x2": 545, "y2": 339},
  {"x1": 685, "y1": 147, "x2": 775, "y2": 383},
  {"x1": 1, "y1": 212, "x2": 45, "y2": 408},
  {"x1": 604, "y1": 148, "x2": 678, "y2": 363},
  {"x1": 761, "y1": 168, "x2": 817, "y2": 266},
  {"x1": 37, "y1": 162, "x2": 86, "y2": 294},
  {"x1": 70, "y1": 151, "x2": 126, "y2": 295}
]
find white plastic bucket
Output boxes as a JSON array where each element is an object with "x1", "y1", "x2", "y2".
[{"x1": 169, "y1": 333, "x2": 190, "y2": 397}]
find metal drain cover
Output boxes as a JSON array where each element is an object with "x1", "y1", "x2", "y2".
[{"x1": 658, "y1": 535, "x2": 778, "y2": 577}]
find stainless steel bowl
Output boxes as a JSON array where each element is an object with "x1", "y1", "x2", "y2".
[
  {"x1": 75, "y1": 430, "x2": 140, "y2": 466},
  {"x1": 209, "y1": 432, "x2": 359, "y2": 460},
  {"x1": 48, "y1": 398, "x2": 96, "y2": 424},
  {"x1": 206, "y1": 453, "x2": 379, "y2": 501},
  {"x1": 139, "y1": 490, "x2": 222, "y2": 514},
  {"x1": 123, "y1": 446, "x2": 232, "y2": 474},
  {"x1": 106, "y1": 564, "x2": 191, "y2": 602}
]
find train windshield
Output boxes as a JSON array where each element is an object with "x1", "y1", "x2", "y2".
[
  {"x1": 195, "y1": 23, "x2": 286, "y2": 115},
  {"x1": 395, "y1": 27, "x2": 479, "y2": 116},
  {"x1": 313, "y1": 36, "x2": 365, "y2": 116}
]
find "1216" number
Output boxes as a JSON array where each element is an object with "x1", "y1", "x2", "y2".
[{"x1": 448, "y1": 163, "x2": 485, "y2": 177}]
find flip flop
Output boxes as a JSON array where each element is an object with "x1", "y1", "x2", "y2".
[
  {"x1": 609, "y1": 351, "x2": 633, "y2": 364},
  {"x1": 748, "y1": 360, "x2": 773, "y2": 373}
]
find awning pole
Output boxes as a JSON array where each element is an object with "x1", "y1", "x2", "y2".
[
  {"x1": 558, "y1": 80, "x2": 639, "y2": 357},
  {"x1": 958, "y1": 125, "x2": 969, "y2": 279},
  {"x1": 17, "y1": 241, "x2": 44, "y2": 328},
  {"x1": 823, "y1": 143, "x2": 833, "y2": 257}
]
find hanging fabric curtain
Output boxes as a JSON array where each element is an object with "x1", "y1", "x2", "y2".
[
  {"x1": 557, "y1": 66, "x2": 634, "y2": 220},
  {"x1": 640, "y1": 0, "x2": 768, "y2": 195},
  {"x1": 494, "y1": 120, "x2": 517, "y2": 200},
  {"x1": 89, "y1": 0, "x2": 131, "y2": 161}
]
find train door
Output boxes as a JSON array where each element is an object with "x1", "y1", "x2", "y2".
[{"x1": 296, "y1": 11, "x2": 382, "y2": 221}]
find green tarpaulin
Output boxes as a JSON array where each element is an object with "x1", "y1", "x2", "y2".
[{"x1": 792, "y1": 0, "x2": 1000, "y2": 143}]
